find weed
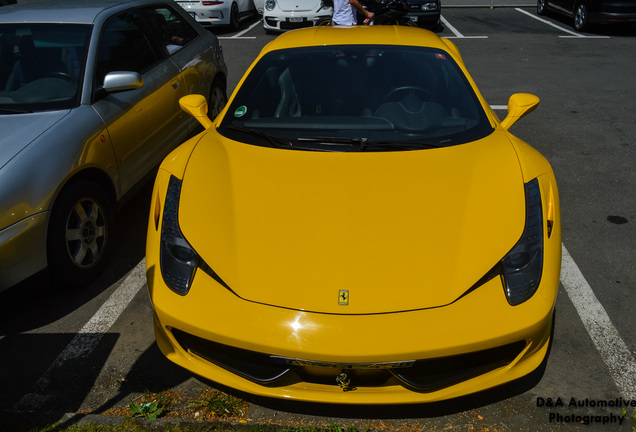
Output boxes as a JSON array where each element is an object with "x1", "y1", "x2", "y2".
[
  {"x1": 189, "y1": 388, "x2": 248, "y2": 419},
  {"x1": 126, "y1": 389, "x2": 179, "y2": 421},
  {"x1": 622, "y1": 408, "x2": 636, "y2": 432}
]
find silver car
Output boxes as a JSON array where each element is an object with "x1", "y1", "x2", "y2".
[
  {"x1": 176, "y1": 0, "x2": 256, "y2": 30},
  {"x1": 0, "y1": 0, "x2": 228, "y2": 291}
]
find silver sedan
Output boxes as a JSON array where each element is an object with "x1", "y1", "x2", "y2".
[{"x1": 0, "y1": 0, "x2": 227, "y2": 291}]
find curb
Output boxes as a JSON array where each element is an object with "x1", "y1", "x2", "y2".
[{"x1": 1, "y1": 410, "x2": 273, "y2": 431}]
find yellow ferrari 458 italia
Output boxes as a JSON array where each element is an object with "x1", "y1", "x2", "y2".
[{"x1": 146, "y1": 25, "x2": 561, "y2": 404}]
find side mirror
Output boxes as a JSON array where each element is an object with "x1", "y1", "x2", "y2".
[
  {"x1": 500, "y1": 93, "x2": 539, "y2": 130},
  {"x1": 102, "y1": 71, "x2": 144, "y2": 93},
  {"x1": 179, "y1": 94, "x2": 213, "y2": 130}
]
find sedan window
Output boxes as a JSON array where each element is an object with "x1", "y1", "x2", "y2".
[
  {"x1": 0, "y1": 23, "x2": 90, "y2": 111},
  {"x1": 95, "y1": 10, "x2": 163, "y2": 85},
  {"x1": 139, "y1": 6, "x2": 199, "y2": 55}
]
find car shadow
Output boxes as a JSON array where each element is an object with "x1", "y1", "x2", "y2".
[
  {"x1": 0, "y1": 181, "x2": 152, "y2": 337},
  {"x1": 76, "y1": 310, "x2": 555, "y2": 426}
]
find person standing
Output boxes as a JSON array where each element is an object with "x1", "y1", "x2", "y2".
[{"x1": 332, "y1": 0, "x2": 374, "y2": 25}]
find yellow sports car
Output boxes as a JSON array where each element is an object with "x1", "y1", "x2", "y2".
[{"x1": 146, "y1": 26, "x2": 561, "y2": 404}]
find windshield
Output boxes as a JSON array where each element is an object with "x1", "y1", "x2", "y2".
[
  {"x1": 0, "y1": 24, "x2": 91, "y2": 112},
  {"x1": 219, "y1": 45, "x2": 493, "y2": 152}
]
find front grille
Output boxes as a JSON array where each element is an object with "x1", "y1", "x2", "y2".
[
  {"x1": 172, "y1": 329, "x2": 293, "y2": 383},
  {"x1": 393, "y1": 341, "x2": 526, "y2": 390},
  {"x1": 280, "y1": 20, "x2": 314, "y2": 29},
  {"x1": 172, "y1": 328, "x2": 526, "y2": 391}
]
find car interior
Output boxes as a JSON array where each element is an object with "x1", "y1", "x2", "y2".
[{"x1": 221, "y1": 45, "x2": 490, "y2": 147}]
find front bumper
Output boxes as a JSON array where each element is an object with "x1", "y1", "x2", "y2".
[
  {"x1": 148, "y1": 266, "x2": 556, "y2": 404},
  {"x1": 263, "y1": 14, "x2": 332, "y2": 31},
  {"x1": 0, "y1": 212, "x2": 48, "y2": 291},
  {"x1": 187, "y1": 8, "x2": 230, "y2": 26},
  {"x1": 405, "y1": 10, "x2": 441, "y2": 27}
]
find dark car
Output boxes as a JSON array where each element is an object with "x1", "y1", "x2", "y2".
[
  {"x1": 404, "y1": 0, "x2": 440, "y2": 29},
  {"x1": 538, "y1": 0, "x2": 636, "y2": 31}
]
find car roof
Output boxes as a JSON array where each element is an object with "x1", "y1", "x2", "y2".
[
  {"x1": 0, "y1": 0, "x2": 174, "y2": 24},
  {"x1": 260, "y1": 26, "x2": 457, "y2": 56}
]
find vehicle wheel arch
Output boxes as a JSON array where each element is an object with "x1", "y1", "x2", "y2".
[
  {"x1": 208, "y1": 73, "x2": 228, "y2": 120},
  {"x1": 50, "y1": 168, "x2": 118, "y2": 213},
  {"x1": 46, "y1": 168, "x2": 118, "y2": 288}
]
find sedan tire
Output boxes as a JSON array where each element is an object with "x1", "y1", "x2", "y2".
[
  {"x1": 537, "y1": 0, "x2": 548, "y2": 15},
  {"x1": 47, "y1": 180, "x2": 113, "y2": 288},
  {"x1": 229, "y1": 2, "x2": 241, "y2": 30},
  {"x1": 573, "y1": 1, "x2": 589, "y2": 31},
  {"x1": 208, "y1": 77, "x2": 228, "y2": 120}
]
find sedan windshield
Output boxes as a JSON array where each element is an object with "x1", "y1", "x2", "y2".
[
  {"x1": 0, "y1": 24, "x2": 90, "y2": 112},
  {"x1": 219, "y1": 45, "x2": 493, "y2": 152}
]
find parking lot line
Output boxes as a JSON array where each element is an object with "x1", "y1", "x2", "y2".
[
  {"x1": 514, "y1": 8, "x2": 610, "y2": 38},
  {"x1": 12, "y1": 242, "x2": 636, "y2": 412},
  {"x1": 12, "y1": 260, "x2": 146, "y2": 411},
  {"x1": 218, "y1": 20, "x2": 260, "y2": 39},
  {"x1": 442, "y1": 15, "x2": 489, "y2": 38},
  {"x1": 561, "y1": 244, "x2": 636, "y2": 399}
]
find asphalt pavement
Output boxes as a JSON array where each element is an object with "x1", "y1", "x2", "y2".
[{"x1": 0, "y1": 0, "x2": 636, "y2": 432}]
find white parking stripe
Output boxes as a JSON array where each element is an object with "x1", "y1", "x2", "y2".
[
  {"x1": 514, "y1": 7, "x2": 610, "y2": 38},
  {"x1": 13, "y1": 260, "x2": 146, "y2": 411},
  {"x1": 218, "y1": 20, "x2": 260, "y2": 39},
  {"x1": 561, "y1": 245, "x2": 636, "y2": 399},
  {"x1": 442, "y1": 15, "x2": 488, "y2": 38},
  {"x1": 12, "y1": 242, "x2": 636, "y2": 411}
]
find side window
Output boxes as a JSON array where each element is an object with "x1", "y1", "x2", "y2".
[
  {"x1": 95, "y1": 10, "x2": 162, "y2": 85},
  {"x1": 140, "y1": 6, "x2": 199, "y2": 55}
]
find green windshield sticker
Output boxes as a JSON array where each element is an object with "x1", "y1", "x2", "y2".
[{"x1": 234, "y1": 106, "x2": 248, "y2": 117}]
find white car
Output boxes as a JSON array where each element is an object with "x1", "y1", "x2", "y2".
[
  {"x1": 176, "y1": 0, "x2": 256, "y2": 30},
  {"x1": 263, "y1": 0, "x2": 332, "y2": 32},
  {"x1": 254, "y1": 0, "x2": 264, "y2": 13}
]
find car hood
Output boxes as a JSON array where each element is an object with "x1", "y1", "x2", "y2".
[
  {"x1": 179, "y1": 132, "x2": 526, "y2": 314},
  {"x1": 0, "y1": 111, "x2": 70, "y2": 170},
  {"x1": 275, "y1": 0, "x2": 321, "y2": 12}
]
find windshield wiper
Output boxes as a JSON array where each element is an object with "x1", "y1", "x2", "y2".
[
  {"x1": 226, "y1": 125, "x2": 295, "y2": 149},
  {"x1": 298, "y1": 136, "x2": 442, "y2": 151}
]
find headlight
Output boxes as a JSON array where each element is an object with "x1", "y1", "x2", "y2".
[
  {"x1": 502, "y1": 178, "x2": 543, "y2": 305},
  {"x1": 421, "y1": 2, "x2": 438, "y2": 10},
  {"x1": 160, "y1": 175, "x2": 199, "y2": 295},
  {"x1": 265, "y1": 0, "x2": 276, "y2": 10}
]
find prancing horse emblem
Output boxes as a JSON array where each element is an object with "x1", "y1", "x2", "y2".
[{"x1": 338, "y1": 290, "x2": 349, "y2": 305}]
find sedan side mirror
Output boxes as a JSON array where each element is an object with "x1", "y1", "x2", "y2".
[
  {"x1": 500, "y1": 93, "x2": 539, "y2": 130},
  {"x1": 103, "y1": 71, "x2": 144, "y2": 93},
  {"x1": 179, "y1": 94, "x2": 213, "y2": 129}
]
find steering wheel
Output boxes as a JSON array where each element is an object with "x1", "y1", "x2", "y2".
[
  {"x1": 47, "y1": 72, "x2": 78, "y2": 83},
  {"x1": 381, "y1": 86, "x2": 432, "y2": 105}
]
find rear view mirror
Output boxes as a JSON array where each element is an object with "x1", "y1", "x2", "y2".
[
  {"x1": 500, "y1": 93, "x2": 539, "y2": 130},
  {"x1": 180, "y1": 94, "x2": 213, "y2": 130},
  {"x1": 103, "y1": 71, "x2": 143, "y2": 93}
]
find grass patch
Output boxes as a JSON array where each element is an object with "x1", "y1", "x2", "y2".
[
  {"x1": 0, "y1": 422, "x2": 369, "y2": 432},
  {"x1": 189, "y1": 388, "x2": 249, "y2": 420}
]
